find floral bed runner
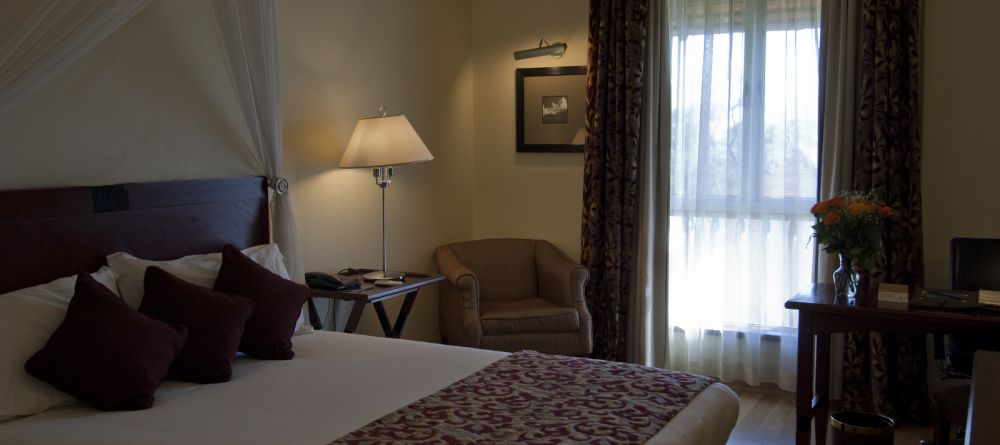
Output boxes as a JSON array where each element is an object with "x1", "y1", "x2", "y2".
[{"x1": 331, "y1": 350, "x2": 716, "y2": 444}]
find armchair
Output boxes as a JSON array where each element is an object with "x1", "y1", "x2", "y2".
[{"x1": 435, "y1": 239, "x2": 592, "y2": 356}]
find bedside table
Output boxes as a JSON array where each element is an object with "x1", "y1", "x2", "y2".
[{"x1": 306, "y1": 270, "x2": 444, "y2": 338}]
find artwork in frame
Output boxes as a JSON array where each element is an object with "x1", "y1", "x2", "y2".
[{"x1": 516, "y1": 66, "x2": 587, "y2": 153}]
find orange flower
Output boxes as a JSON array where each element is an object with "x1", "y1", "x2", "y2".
[
  {"x1": 878, "y1": 206, "x2": 894, "y2": 217},
  {"x1": 823, "y1": 212, "x2": 841, "y2": 225},
  {"x1": 847, "y1": 202, "x2": 869, "y2": 215},
  {"x1": 828, "y1": 196, "x2": 846, "y2": 208},
  {"x1": 810, "y1": 200, "x2": 829, "y2": 216}
]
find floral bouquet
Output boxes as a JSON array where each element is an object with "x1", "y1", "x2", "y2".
[{"x1": 810, "y1": 191, "x2": 893, "y2": 271}]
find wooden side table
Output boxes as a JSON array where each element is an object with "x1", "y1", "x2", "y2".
[{"x1": 306, "y1": 270, "x2": 444, "y2": 338}]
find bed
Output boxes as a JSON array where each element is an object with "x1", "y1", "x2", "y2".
[{"x1": 0, "y1": 177, "x2": 738, "y2": 445}]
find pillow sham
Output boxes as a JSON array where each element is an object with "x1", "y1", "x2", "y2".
[
  {"x1": 214, "y1": 245, "x2": 311, "y2": 360},
  {"x1": 0, "y1": 267, "x2": 120, "y2": 419},
  {"x1": 25, "y1": 274, "x2": 187, "y2": 411},
  {"x1": 139, "y1": 267, "x2": 254, "y2": 384},
  {"x1": 107, "y1": 243, "x2": 310, "y2": 334}
]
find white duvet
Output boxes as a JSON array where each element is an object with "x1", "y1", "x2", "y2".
[{"x1": 0, "y1": 331, "x2": 738, "y2": 445}]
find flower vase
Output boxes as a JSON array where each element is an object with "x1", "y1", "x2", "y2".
[
  {"x1": 853, "y1": 268, "x2": 873, "y2": 307},
  {"x1": 833, "y1": 254, "x2": 855, "y2": 303}
]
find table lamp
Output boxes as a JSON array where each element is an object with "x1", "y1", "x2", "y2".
[{"x1": 340, "y1": 107, "x2": 433, "y2": 281}]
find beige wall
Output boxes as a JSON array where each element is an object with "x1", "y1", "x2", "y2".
[
  {"x1": 278, "y1": 0, "x2": 475, "y2": 341},
  {"x1": 280, "y1": 0, "x2": 589, "y2": 340},
  {"x1": 0, "y1": 0, "x2": 257, "y2": 190},
  {"x1": 922, "y1": 0, "x2": 1000, "y2": 288},
  {"x1": 470, "y1": 0, "x2": 589, "y2": 261}
]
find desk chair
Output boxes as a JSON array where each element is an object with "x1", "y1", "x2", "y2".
[
  {"x1": 938, "y1": 238, "x2": 1000, "y2": 376},
  {"x1": 932, "y1": 238, "x2": 1000, "y2": 444}
]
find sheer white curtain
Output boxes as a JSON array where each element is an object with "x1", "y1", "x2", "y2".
[
  {"x1": 212, "y1": 0, "x2": 304, "y2": 284},
  {"x1": 666, "y1": 0, "x2": 820, "y2": 391},
  {"x1": 0, "y1": 0, "x2": 151, "y2": 116}
]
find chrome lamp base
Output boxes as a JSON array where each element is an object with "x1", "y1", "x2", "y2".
[{"x1": 363, "y1": 270, "x2": 405, "y2": 281}]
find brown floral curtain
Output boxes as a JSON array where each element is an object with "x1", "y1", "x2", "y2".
[
  {"x1": 580, "y1": 0, "x2": 648, "y2": 362},
  {"x1": 842, "y1": 0, "x2": 929, "y2": 423}
]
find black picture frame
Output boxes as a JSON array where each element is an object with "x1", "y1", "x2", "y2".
[{"x1": 516, "y1": 66, "x2": 587, "y2": 153}]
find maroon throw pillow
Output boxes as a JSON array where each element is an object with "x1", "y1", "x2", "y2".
[
  {"x1": 140, "y1": 267, "x2": 255, "y2": 384},
  {"x1": 24, "y1": 273, "x2": 187, "y2": 411},
  {"x1": 214, "y1": 245, "x2": 310, "y2": 360}
]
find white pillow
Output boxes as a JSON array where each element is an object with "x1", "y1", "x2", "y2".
[
  {"x1": 106, "y1": 244, "x2": 311, "y2": 335},
  {"x1": 0, "y1": 267, "x2": 120, "y2": 419}
]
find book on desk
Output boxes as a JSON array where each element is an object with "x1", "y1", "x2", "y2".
[
  {"x1": 979, "y1": 289, "x2": 1000, "y2": 309},
  {"x1": 902, "y1": 287, "x2": 1000, "y2": 311},
  {"x1": 873, "y1": 281, "x2": 1000, "y2": 310}
]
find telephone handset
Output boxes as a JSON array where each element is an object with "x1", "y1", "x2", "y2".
[{"x1": 305, "y1": 272, "x2": 358, "y2": 291}]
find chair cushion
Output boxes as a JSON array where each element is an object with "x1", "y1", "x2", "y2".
[
  {"x1": 480, "y1": 298, "x2": 579, "y2": 334},
  {"x1": 448, "y1": 239, "x2": 538, "y2": 302},
  {"x1": 932, "y1": 384, "x2": 971, "y2": 421}
]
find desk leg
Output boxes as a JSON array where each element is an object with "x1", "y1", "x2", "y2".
[
  {"x1": 389, "y1": 291, "x2": 418, "y2": 338},
  {"x1": 373, "y1": 302, "x2": 393, "y2": 337},
  {"x1": 815, "y1": 332, "x2": 831, "y2": 445},
  {"x1": 372, "y1": 291, "x2": 418, "y2": 339},
  {"x1": 343, "y1": 301, "x2": 366, "y2": 334},
  {"x1": 796, "y1": 313, "x2": 815, "y2": 445},
  {"x1": 307, "y1": 297, "x2": 323, "y2": 330}
]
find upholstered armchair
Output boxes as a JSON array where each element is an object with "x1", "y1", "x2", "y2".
[{"x1": 435, "y1": 239, "x2": 592, "y2": 356}]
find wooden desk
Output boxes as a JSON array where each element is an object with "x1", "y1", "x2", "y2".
[
  {"x1": 307, "y1": 271, "x2": 444, "y2": 338},
  {"x1": 785, "y1": 284, "x2": 1000, "y2": 445}
]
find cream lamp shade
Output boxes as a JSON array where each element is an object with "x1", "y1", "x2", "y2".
[{"x1": 339, "y1": 115, "x2": 433, "y2": 168}]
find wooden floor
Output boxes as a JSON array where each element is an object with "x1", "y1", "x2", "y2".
[{"x1": 726, "y1": 383, "x2": 933, "y2": 445}]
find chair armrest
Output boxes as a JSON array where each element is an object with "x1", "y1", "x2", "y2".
[
  {"x1": 435, "y1": 245, "x2": 482, "y2": 347},
  {"x1": 536, "y1": 241, "x2": 592, "y2": 354},
  {"x1": 436, "y1": 246, "x2": 478, "y2": 291},
  {"x1": 535, "y1": 241, "x2": 589, "y2": 311}
]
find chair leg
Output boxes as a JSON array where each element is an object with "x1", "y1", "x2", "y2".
[{"x1": 932, "y1": 398, "x2": 950, "y2": 445}]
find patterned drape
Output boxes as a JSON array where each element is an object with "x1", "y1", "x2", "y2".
[
  {"x1": 842, "y1": 0, "x2": 929, "y2": 423},
  {"x1": 580, "y1": 0, "x2": 648, "y2": 362}
]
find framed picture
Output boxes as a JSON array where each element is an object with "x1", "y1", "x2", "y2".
[{"x1": 516, "y1": 66, "x2": 587, "y2": 153}]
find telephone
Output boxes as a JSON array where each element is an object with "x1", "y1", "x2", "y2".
[{"x1": 305, "y1": 272, "x2": 360, "y2": 291}]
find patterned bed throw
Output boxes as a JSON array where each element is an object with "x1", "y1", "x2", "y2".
[{"x1": 331, "y1": 350, "x2": 716, "y2": 444}]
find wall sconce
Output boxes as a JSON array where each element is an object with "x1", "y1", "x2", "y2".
[{"x1": 513, "y1": 38, "x2": 567, "y2": 60}]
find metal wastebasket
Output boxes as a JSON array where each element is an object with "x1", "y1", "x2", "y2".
[{"x1": 830, "y1": 412, "x2": 894, "y2": 445}]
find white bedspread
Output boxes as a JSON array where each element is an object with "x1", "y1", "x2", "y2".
[{"x1": 0, "y1": 331, "x2": 738, "y2": 445}]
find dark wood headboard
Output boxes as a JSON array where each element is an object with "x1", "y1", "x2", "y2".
[{"x1": 0, "y1": 177, "x2": 269, "y2": 294}]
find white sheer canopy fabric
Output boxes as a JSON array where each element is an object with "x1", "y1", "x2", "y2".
[
  {"x1": 666, "y1": 0, "x2": 820, "y2": 391},
  {"x1": 0, "y1": 0, "x2": 303, "y2": 284},
  {"x1": 0, "y1": 0, "x2": 151, "y2": 116},
  {"x1": 212, "y1": 0, "x2": 304, "y2": 283}
]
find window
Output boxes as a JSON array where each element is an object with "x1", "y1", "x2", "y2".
[{"x1": 667, "y1": 0, "x2": 819, "y2": 390}]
